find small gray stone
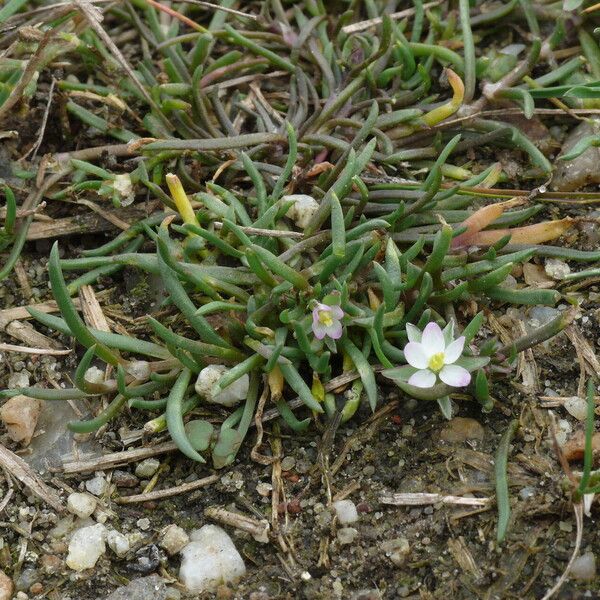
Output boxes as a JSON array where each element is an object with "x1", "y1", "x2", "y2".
[
  {"x1": 85, "y1": 475, "x2": 108, "y2": 496},
  {"x1": 135, "y1": 458, "x2": 160, "y2": 479},
  {"x1": 107, "y1": 530, "x2": 130, "y2": 557},
  {"x1": 112, "y1": 470, "x2": 139, "y2": 488},
  {"x1": 104, "y1": 575, "x2": 168, "y2": 600},
  {"x1": 337, "y1": 527, "x2": 358, "y2": 545},
  {"x1": 66, "y1": 493, "x2": 97, "y2": 519},
  {"x1": 280, "y1": 456, "x2": 296, "y2": 471},
  {"x1": 571, "y1": 552, "x2": 596, "y2": 581},
  {"x1": 381, "y1": 538, "x2": 410, "y2": 566},
  {"x1": 159, "y1": 525, "x2": 189, "y2": 556},
  {"x1": 545, "y1": 259, "x2": 570, "y2": 280}
]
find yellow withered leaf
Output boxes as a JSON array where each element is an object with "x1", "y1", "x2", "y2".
[{"x1": 467, "y1": 218, "x2": 574, "y2": 246}]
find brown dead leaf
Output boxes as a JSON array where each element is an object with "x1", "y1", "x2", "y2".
[
  {"x1": 522, "y1": 263, "x2": 556, "y2": 289},
  {"x1": 562, "y1": 429, "x2": 600, "y2": 463},
  {"x1": 451, "y1": 198, "x2": 525, "y2": 248},
  {"x1": 306, "y1": 161, "x2": 334, "y2": 178}
]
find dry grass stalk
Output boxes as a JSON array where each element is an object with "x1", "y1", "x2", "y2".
[
  {"x1": 0, "y1": 444, "x2": 64, "y2": 512},
  {"x1": 115, "y1": 474, "x2": 219, "y2": 504}
]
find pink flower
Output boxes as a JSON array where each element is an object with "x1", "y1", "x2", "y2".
[
  {"x1": 403, "y1": 322, "x2": 471, "y2": 389},
  {"x1": 312, "y1": 303, "x2": 344, "y2": 340}
]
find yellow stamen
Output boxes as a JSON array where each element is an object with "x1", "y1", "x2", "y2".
[
  {"x1": 428, "y1": 352, "x2": 445, "y2": 372},
  {"x1": 318, "y1": 310, "x2": 333, "y2": 327}
]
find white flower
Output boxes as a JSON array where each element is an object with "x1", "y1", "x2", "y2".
[
  {"x1": 403, "y1": 322, "x2": 471, "y2": 389},
  {"x1": 312, "y1": 303, "x2": 344, "y2": 340}
]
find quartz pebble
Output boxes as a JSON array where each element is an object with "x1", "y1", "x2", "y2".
[
  {"x1": 195, "y1": 365, "x2": 249, "y2": 406},
  {"x1": 0, "y1": 395, "x2": 42, "y2": 446},
  {"x1": 332, "y1": 500, "x2": 359, "y2": 525},
  {"x1": 135, "y1": 458, "x2": 160, "y2": 479},
  {"x1": 570, "y1": 551, "x2": 596, "y2": 581},
  {"x1": 179, "y1": 525, "x2": 246, "y2": 593},
  {"x1": 66, "y1": 523, "x2": 107, "y2": 571},
  {"x1": 283, "y1": 194, "x2": 319, "y2": 228},
  {"x1": 105, "y1": 575, "x2": 168, "y2": 600},
  {"x1": 381, "y1": 538, "x2": 410, "y2": 566},
  {"x1": 85, "y1": 475, "x2": 108, "y2": 496},
  {"x1": 66, "y1": 493, "x2": 97, "y2": 519},
  {"x1": 544, "y1": 258, "x2": 570, "y2": 280},
  {"x1": 0, "y1": 570, "x2": 14, "y2": 600},
  {"x1": 337, "y1": 527, "x2": 358, "y2": 545},
  {"x1": 160, "y1": 525, "x2": 189, "y2": 556},
  {"x1": 107, "y1": 530, "x2": 130, "y2": 557},
  {"x1": 564, "y1": 396, "x2": 588, "y2": 421}
]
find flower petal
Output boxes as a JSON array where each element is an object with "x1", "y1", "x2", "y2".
[
  {"x1": 403, "y1": 342, "x2": 429, "y2": 369},
  {"x1": 330, "y1": 305, "x2": 344, "y2": 320},
  {"x1": 406, "y1": 323, "x2": 422, "y2": 343},
  {"x1": 312, "y1": 323, "x2": 327, "y2": 340},
  {"x1": 442, "y1": 321, "x2": 455, "y2": 346},
  {"x1": 421, "y1": 322, "x2": 445, "y2": 356},
  {"x1": 439, "y1": 365, "x2": 471, "y2": 387},
  {"x1": 443, "y1": 336, "x2": 465, "y2": 364},
  {"x1": 408, "y1": 369, "x2": 436, "y2": 388},
  {"x1": 328, "y1": 321, "x2": 343, "y2": 340}
]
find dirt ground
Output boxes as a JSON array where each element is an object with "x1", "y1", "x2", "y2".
[{"x1": 1, "y1": 253, "x2": 600, "y2": 599}]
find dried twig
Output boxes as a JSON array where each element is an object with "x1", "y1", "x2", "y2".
[
  {"x1": 342, "y1": 1, "x2": 441, "y2": 33},
  {"x1": 0, "y1": 444, "x2": 64, "y2": 512},
  {"x1": 541, "y1": 502, "x2": 584, "y2": 600},
  {"x1": 0, "y1": 343, "x2": 71, "y2": 356},
  {"x1": 20, "y1": 77, "x2": 56, "y2": 161},
  {"x1": 115, "y1": 474, "x2": 218, "y2": 504},
  {"x1": 61, "y1": 441, "x2": 178, "y2": 473},
  {"x1": 205, "y1": 506, "x2": 269, "y2": 543},
  {"x1": 380, "y1": 492, "x2": 491, "y2": 507}
]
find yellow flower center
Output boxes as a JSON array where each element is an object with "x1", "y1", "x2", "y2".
[
  {"x1": 428, "y1": 352, "x2": 445, "y2": 372},
  {"x1": 318, "y1": 310, "x2": 333, "y2": 327}
]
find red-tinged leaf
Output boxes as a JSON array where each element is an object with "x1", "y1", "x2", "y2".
[{"x1": 451, "y1": 198, "x2": 525, "y2": 248}]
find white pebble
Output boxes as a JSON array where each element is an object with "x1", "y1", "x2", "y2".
[
  {"x1": 84, "y1": 366, "x2": 105, "y2": 385},
  {"x1": 66, "y1": 493, "x2": 97, "y2": 519},
  {"x1": 336, "y1": 527, "x2": 358, "y2": 545},
  {"x1": 127, "y1": 360, "x2": 151, "y2": 381},
  {"x1": 66, "y1": 523, "x2": 107, "y2": 571},
  {"x1": 571, "y1": 551, "x2": 596, "y2": 581},
  {"x1": 107, "y1": 530, "x2": 130, "y2": 557},
  {"x1": 545, "y1": 258, "x2": 570, "y2": 280},
  {"x1": 332, "y1": 500, "x2": 359, "y2": 524},
  {"x1": 113, "y1": 173, "x2": 135, "y2": 207},
  {"x1": 283, "y1": 194, "x2": 319, "y2": 229},
  {"x1": 85, "y1": 475, "x2": 108, "y2": 496},
  {"x1": 564, "y1": 396, "x2": 588, "y2": 421},
  {"x1": 137, "y1": 518, "x2": 151, "y2": 531},
  {"x1": 195, "y1": 365, "x2": 249, "y2": 407},
  {"x1": 135, "y1": 458, "x2": 160, "y2": 478},
  {"x1": 160, "y1": 525, "x2": 189, "y2": 556},
  {"x1": 555, "y1": 418, "x2": 572, "y2": 447},
  {"x1": 179, "y1": 525, "x2": 246, "y2": 593}
]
